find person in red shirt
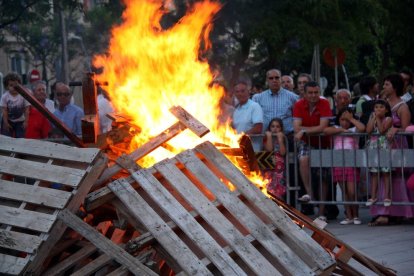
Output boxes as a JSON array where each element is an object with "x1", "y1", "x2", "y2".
[
  {"x1": 293, "y1": 81, "x2": 332, "y2": 222},
  {"x1": 25, "y1": 81, "x2": 51, "y2": 139}
]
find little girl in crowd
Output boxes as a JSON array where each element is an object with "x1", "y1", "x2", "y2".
[
  {"x1": 365, "y1": 99, "x2": 393, "y2": 207},
  {"x1": 324, "y1": 107, "x2": 366, "y2": 225},
  {"x1": 263, "y1": 118, "x2": 286, "y2": 198}
]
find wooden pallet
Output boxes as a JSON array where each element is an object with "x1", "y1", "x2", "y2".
[
  {"x1": 72, "y1": 141, "x2": 336, "y2": 275},
  {"x1": 0, "y1": 135, "x2": 107, "y2": 275}
]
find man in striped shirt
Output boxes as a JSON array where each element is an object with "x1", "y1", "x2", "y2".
[{"x1": 252, "y1": 69, "x2": 299, "y2": 134}]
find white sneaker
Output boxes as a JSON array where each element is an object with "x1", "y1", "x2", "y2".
[
  {"x1": 353, "y1": 218, "x2": 362, "y2": 225},
  {"x1": 340, "y1": 218, "x2": 353, "y2": 225}
]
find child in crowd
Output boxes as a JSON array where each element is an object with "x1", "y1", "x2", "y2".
[
  {"x1": 263, "y1": 118, "x2": 286, "y2": 197},
  {"x1": 0, "y1": 72, "x2": 30, "y2": 138},
  {"x1": 365, "y1": 99, "x2": 393, "y2": 207},
  {"x1": 324, "y1": 107, "x2": 365, "y2": 225}
]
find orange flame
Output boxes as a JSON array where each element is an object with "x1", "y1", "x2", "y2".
[
  {"x1": 92, "y1": 0, "x2": 271, "y2": 199},
  {"x1": 93, "y1": 0, "x2": 240, "y2": 166}
]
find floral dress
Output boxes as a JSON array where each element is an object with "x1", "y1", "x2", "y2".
[
  {"x1": 366, "y1": 125, "x2": 391, "y2": 173},
  {"x1": 264, "y1": 142, "x2": 286, "y2": 197}
]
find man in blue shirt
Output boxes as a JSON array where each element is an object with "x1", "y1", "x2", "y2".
[
  {"x1": 53, "y1": 82, "x2": 84, "y2": 137},
  {"x1": 232, "y1": 81, "x2": 263, "y2": 134},
  {"x1": 252, "y1": 69, "x2": 299, "y2": 134}
]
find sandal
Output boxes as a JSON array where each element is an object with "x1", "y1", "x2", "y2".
[
  {"x1": 384, "y1": 198, "x2": 392, "y2": 207},
  {"x1": 365, "y1": 198, "x2": 377, "y2": 207},
  {"x1": 298, "y1": 194, "x2": 311, "y2": 202}
]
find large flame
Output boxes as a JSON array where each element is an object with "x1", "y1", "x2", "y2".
[{"x1": 93, "y1": 0, "x2": 269, "y2": 193}]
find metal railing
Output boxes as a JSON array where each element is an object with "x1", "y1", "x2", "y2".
[{"x1": 249, "y1": 132, "x2": 414, "y2": 207}]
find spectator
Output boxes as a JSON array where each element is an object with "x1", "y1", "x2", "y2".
[
  {"x1": 231, "y1": 81, "x2": 263, "y2": 134},
  {"x1": 253, "y1": 69, "x2": 299, "y2": 135},
  {"x1": 324, "y1": 107, "x2": 365, "y2": 224},
  {"x1": 0, "y1": 72, "x2": 30, "y2": 138},
  {"x1": 365, "y1": 99, "x2": 393, "y2": 207},
  {"x1": 32, "y1": 81, "x2": 55, "y2": 113},
  {"x1": 333, "y1": 88, "x2": 352, "y2": 116},
  {"x1": 281, "y1": 75, "x2": 295, "y2": 92},
  {"x1": 296, "y1": 73, "x2": 312, "y2": 97},
  {"x1": 53, "y1": 82, "x2": 84, "y2": 137},
  {"x1": 97, "y1": 87, "x2": 114, "y2": 134},
  {"x1": 250, "y1": 82, "x2": 263, "y2": 97},
  {"x1": 400, "y1": 69, "x2": 413, "y2": 102},
  {"x1": 356, "y1": 76, "x2": 379, "y2": 120},
  {"x1": 369, "y1": 73, "x2": 414, "y2": 226},
  {"x1": 25, "y1": 81, "x2": 52, "y2": 139},
  {"x1": 293, "y1": 81, "x2": 332, "y2": 222},
  {"x1": 263, "y1": 118, "x2": 287, "y2": 198}
]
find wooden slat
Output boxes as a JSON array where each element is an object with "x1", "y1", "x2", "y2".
[
  {"x1": 0, "y1": 254, "x2": 29, "y2": 275},
  {"x1": 131, "y1": 169, "x2": 247, "y2": 276},
  {"x1": 108, "y1": 179, "x2": 212, "y2": 276},
  {"x1": 0, "y1": 135, "x2": 99, "y2": 163},
  {"x1": 0, "y1": 179, "x2": 72, "y2": 209},
  {"x1": 95, "y1": 122, "x2": 186, "y2": 186},
  {"x1": 169, "y1": 105, "x2": 210, "y2": 137},
  {"x1": 70, "y1": 253, "x2": 112, "y2": 276},
  {"x1": 0, "y1": 229, "x2": 42, "y2": 253},
  {"x1": 195, "y1": 141, "x2": 336, "y2": 271},
  {"x1": 154, "y1": 160, "x2": 280, "y2": 276},
  {"x1": 176, "y1": 150, "x2": 314, "y2": 275},
  {"x1": 58, "y1": 209, "x2": 156, "y2": 276},
  {"x1": 0, "y1": 156, "x2": 86, "y2": 187},
  {"x1": 43, "y1": 243, "x2": 97, "y2": 276},
  {"x1": 26, "y1": 154, "x2": 108, "y2": 275},
  {"x1": 0, "y1": 205, "x2": 56, "y2": 233}
]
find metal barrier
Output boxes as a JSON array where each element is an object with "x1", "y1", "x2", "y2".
[{"x1": 250, "y1": 132, "x2": 414, "y2": 207}]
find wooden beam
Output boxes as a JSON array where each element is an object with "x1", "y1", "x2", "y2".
[
  {"x1": 169, "y1": 105, "x2": 209, "y2": 137},
  {"x1": 57, "y1": 209, "x2": 157, "y2": 276}
]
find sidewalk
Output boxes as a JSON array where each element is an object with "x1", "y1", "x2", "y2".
[{"x1": 325, "y1": 205, "x2": 414, "y2": 275}]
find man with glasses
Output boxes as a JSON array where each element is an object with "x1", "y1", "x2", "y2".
[
  {"x1": 252, "y1": 69, "x2": 299, "y2": 135},
  {"x1": 53, "y1": 82, "x2": 84, "y2": 137}
]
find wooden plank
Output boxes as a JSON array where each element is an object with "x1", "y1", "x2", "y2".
[
  {"x1": 70, "y1": 253, "x2": 112, "y2": 276},
  {"x1": 195, "y1": 141, "x2": 336, "y2": 271},
  {"x1": 81, "y1": 114, "x2": 99, "y2": 144},
  {"x1": 108, "y1": 179, "x2": 212, "y2": 276},
  {"x1": 176, "y1": 150, "x2": 315, "y2": 275},
  {"x1": 43, "y1": 242, "x2": 97, "y2": 276},
  {"x1": 94, "y1": 121, "x2": 187, "y2": 186},
  {"x1": 169, "y1": 105, "x2": 209, "y2": 137},
  {"x1": 0, "y1": 179, "x2": 71, "y2": 209},
  {"x1": 0, "y1": 156, "x2": 86, "y2": 187},
  {"x1": 57, "y1": 209, "x2": 156, "y2": 276},
  {"x1": 0, "y1": 229, "x2": 42, "y2": 253},
  {"x1": 131, "y1": 169, "x2": 247, "y2": 276},
  {"x1": 0, "y1": 205, "x2": 56, "y2": 233},
  {"x1": 0, "y1": 254, "x2": 29, "y2": 275},
  {"x1": 154, "y1": 160, "x2": 281, "y2": 276},
  {"x1": 26, "y1": 154, "x2": 108, "y2": 275},
  {"x1": 0, "y1": 135, "x2": 99, "y2": 163}
]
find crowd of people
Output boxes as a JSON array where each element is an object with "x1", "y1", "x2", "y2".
[
  {"x1": 227, "y1": 68, "x2": 414, "y2": 226},
  {"x1": 2, "y1": 69, "x2": 414, "y2": 226},
  {"x1": 0, "y1": 72, "x2": 114, "y2": 140}
]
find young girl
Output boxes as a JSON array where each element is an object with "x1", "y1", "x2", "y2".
[
  {"x1": 263, "y1": 118, "x2": 286, "y2": 198},
  {"x1": 365, "y1": 99, "x2": 393, "y2": 207},
  {"x1": 324, "y1": 108, "x2": 365, "y2": 225}
]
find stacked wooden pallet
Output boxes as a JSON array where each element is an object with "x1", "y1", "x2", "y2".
[{"x1": 0, "y1": 135, "x2": 106, "y2": 275}]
